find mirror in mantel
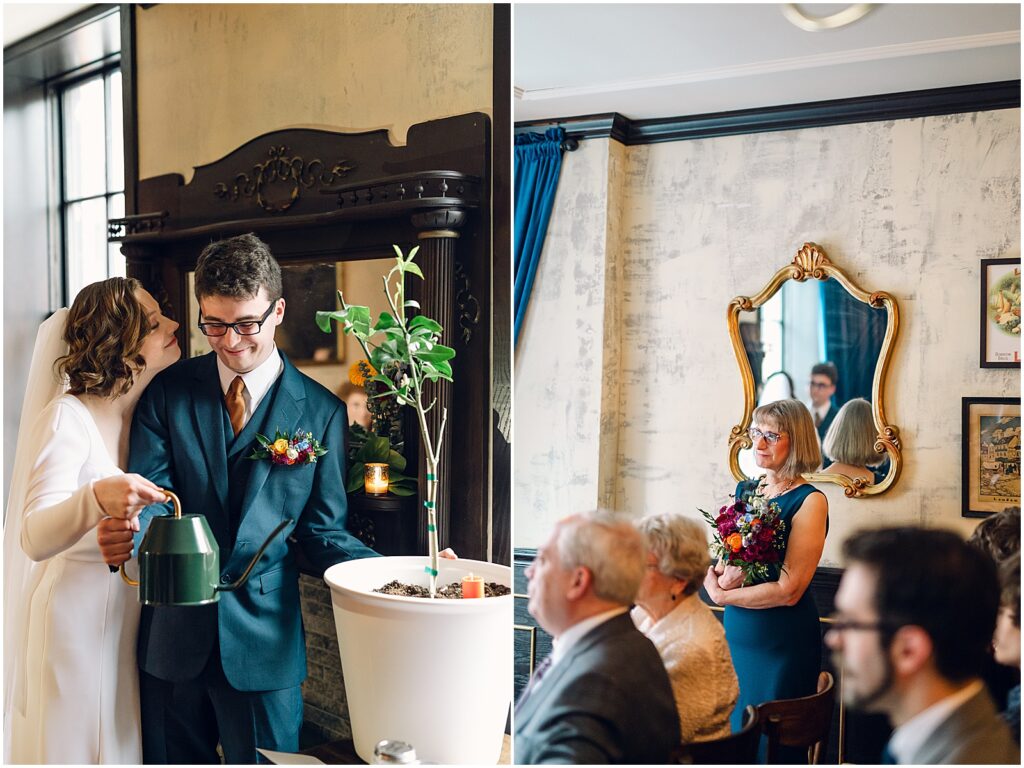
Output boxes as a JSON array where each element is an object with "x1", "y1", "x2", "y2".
[{"x1": 728, "y1": 243, "x2": 902, "y2": 497}]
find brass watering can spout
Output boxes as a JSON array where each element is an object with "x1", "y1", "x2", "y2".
[{"x1": 120, "y1": 488, "x2": 293, "y2": 606}]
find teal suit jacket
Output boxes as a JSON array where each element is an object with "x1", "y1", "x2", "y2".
[{"x1": 129, "y1": 351, "x2": 378, "y2": 691}]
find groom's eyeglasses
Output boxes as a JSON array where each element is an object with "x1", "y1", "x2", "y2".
[{"x1": 198, "y1": 301, "x2": 276, "y2": 337}]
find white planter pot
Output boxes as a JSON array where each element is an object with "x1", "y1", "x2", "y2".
[{"x1": 324, "y1": 556, "x2": 512, "y2": 764}]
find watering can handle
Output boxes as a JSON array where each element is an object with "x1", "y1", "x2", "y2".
[{"x1": 116, "y1": 488, "x2": 181, "y2": 584}]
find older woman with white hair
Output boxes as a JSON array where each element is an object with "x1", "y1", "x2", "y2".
[{"x1": 633, "y1": 514, "x2": 739, "y2": 743}]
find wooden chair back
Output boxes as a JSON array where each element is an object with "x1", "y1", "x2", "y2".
[
  {"x1": 757, "y1": 670, "x2": 836, "y2": 764},
  {"x1": 671, "y1": 705, "x2": 760, "y2": 765}
]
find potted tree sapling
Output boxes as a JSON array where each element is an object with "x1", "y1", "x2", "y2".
[{"x1": 315, "y1": 245, "x2": 511, "y2": 765}]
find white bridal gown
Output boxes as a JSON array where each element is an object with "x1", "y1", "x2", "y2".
[{"x1": 7, "y1": 394, "x2": 142, "y2": 764}]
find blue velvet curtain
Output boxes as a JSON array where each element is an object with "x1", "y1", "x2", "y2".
[
  {"x1": 514, "y1": 127, "x2": 566, "y2": 345},
  {"x1": 820, "y1": 280, "x2": 887, "y2": 405}
]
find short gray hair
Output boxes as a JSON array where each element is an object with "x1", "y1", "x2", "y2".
[
  {"x1": 556, "y1": 510, "x2": 645, "y2": 606},
  {"x1": 823, "y1": 398, "x2": 878, "y2": 466},
  {"x1": 752, "y1": 399, "x2": 821, "y2": 477},
  {"x1": 636, "y1": 514, "x2": 710, "y2": 596}
]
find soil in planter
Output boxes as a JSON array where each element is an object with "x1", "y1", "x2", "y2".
[{"x1": 374, "y1": 580, "x2": 512, "y2": 599}]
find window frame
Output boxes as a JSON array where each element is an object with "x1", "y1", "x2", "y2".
[{"x1": 48, "y1": 53, "x2": 124, "y2": 305}]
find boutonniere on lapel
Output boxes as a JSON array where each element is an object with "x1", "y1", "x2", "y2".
[{"x1": 247, "y1": 429, "x2": 327, "y2": 466}]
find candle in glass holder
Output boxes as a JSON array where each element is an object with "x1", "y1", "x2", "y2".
[
  {"x1": 462, "y1": 573, "x2": 484, "y2": 599},
  {"x1": 364, "y1": 463, "x2": 389, "y2": 495}
]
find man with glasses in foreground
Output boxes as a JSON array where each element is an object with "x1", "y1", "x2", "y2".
[
  {"x1": 827, "y1": 527, "x2": 1018, "y2": 764},
  {"x1": 98, "y1": 233, "x2": 381, "y2": 763}
]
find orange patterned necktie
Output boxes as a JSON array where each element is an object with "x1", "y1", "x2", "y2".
[{"x1": 226, "y1": 376, "x2": 246, "y2": 436}]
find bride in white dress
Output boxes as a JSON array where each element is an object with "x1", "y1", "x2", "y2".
[{"x1": 3, "y1": 277, "x2": 180, "y2": 764}]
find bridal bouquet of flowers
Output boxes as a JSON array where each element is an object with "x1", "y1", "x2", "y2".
[{"x1": 700, "y1": 492, "x2": 787, "y2": 585}]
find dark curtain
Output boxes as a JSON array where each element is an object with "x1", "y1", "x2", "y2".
[
  {"x1": 514, "y1": 127, "x2": 566, "y2": 345},
  {"x1": 820, "y1": 280, "x2": 887, "y2": 404}
]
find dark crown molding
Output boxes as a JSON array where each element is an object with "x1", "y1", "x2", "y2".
[{"x1": 515, "y1": 80, "x2": 1021, "y2": 146}]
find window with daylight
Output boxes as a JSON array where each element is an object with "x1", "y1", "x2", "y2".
[{"x1": 58, "y1": 63, "x2": 124, "y2": 303}]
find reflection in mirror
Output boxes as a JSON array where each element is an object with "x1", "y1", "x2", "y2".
[
  {"x1": 187, "y1": 258, "x2": 395, "y2": 426},
  {"x1": 738, "y1": 277, "x2": 888, "y2": 481},
  {"x1": 729, "y1": 243, "x2": 902, "y2": 497}
]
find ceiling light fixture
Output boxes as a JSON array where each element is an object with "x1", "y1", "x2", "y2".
[{"x1": 782, "y1": 4, "x2": 874, "y2": 32}]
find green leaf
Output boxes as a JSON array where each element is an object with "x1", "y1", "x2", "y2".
[
  {"x1": 374, "y1": 312, "x2": 398, "y2": 331},
  {"x1": 387, "y1": 483, "x2": 416, "y2": 497},
  {"x1": 347, "y1": 464, "x2": 365, "y2": 493},
  {"x1": 404, "y1": 300, "x2": 421, "y2": 310},
  {"x1": 357, "y1": 435, "x2": 390, "y2": 462},
  {"x1": 315, "y1": 310, "x2": 343, "y2": 333},
  {"x1": 368, "y1": 374, "x2": 397, "y2": 392},
  {"x1": 409, "y1": 315, "x2": 442, "y2": 333},
  {"x1": 388, "y1": 449, "x2": 407, "y2": 472},
  {"x1": 415, "y1": 345, "x2": 456, "y2": 364},
  {"x1": 429, "y1": 360, "x2": 452, "y2": 379},
  {"x1": 369, "y1": 346, "x2": 394, "y2": 374},
  {"x1": 403, "y1": 261, "x2": 425, "y2": 280}
]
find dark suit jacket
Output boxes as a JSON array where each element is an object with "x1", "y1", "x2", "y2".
[
  {"x1": 816, "y1": 401, "x2": 838, "y2": 443},
  {"x1": 905, "y1": 685, "x2": 1019, "y2": 764},
  {"x1": 514, "y1": 612, "x2": 680, "y2": 764},
  {"x1": 129, "y1": 352, "x2": 378, "y2": 692}
]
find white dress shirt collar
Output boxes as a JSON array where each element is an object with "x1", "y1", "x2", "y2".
[
  {"x1": 216, "y1": 347, "x2": 284, "y2": 427},
  {"x1": 888, "y1": 679, "x2": 984, "y2": 764}
]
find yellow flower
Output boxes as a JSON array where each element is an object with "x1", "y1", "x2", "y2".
[
  {"x1": 349, "y1": 359, "x2": 377, "y2": 387},
  {"x1": 273, "y1": 438, "x2": 289, "y2": 454}
]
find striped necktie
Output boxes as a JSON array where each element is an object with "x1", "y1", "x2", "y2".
[{"x1": 515, "y1": 655, "x2": 554, "y2": 714}]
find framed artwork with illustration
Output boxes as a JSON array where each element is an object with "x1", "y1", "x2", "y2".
[
  {"x1": 962, "y1": 397, "x2": 1021, "y2": 518},
  {"x1": 980, "y1": 258, "x2": 1020, "y2": 368}
]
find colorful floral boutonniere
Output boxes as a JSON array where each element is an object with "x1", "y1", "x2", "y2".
[{"x1": 248, "y1": 429, "x2": 327, "y2": 466}]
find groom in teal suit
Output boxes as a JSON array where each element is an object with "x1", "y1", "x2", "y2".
[{"x1": 100, "y1": 234, "x2": 379, "y2": 763}]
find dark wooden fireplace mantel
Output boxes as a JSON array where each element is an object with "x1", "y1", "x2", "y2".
[{"x1": 109, "y1": 112, "x2": 498, "y2": 563}]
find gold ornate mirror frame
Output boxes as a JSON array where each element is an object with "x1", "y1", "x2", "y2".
[{"x1": 727, "y1": 243, "x2": 902, "y2": 497}]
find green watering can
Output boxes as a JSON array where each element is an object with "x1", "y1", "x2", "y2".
[{"x1": 120, "y1": 489, "x2": 292, "y2": 606}]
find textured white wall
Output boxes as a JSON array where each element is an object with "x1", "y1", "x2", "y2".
[{"x1": 515, "y1": 109, "x2": 1021, "y2": 565}]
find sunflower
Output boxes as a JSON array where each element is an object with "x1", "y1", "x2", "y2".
[{"x1": 348, "y1": 359, "x2": 377, "y2": 387}]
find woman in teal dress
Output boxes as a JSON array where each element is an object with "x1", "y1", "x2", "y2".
[{"x1": 703, "y1": 399, "x2": 829, "y2": 762}]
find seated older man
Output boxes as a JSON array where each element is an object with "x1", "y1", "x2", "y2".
[
  {"x1": 633, "y1": 513, "x2": 739, "y2": 743},
  {"x1": 514, "y1": 510, "x2": 680, "y2": 764}
]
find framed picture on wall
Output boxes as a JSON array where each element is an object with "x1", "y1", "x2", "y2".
[
  {"x1": 980, "y1": 258, "x2": 1021, "y2": 368},
  {"x1": 962, "y1": 397, "x2": 1021, "y2": 518}
]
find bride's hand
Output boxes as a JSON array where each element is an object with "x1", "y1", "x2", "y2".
[
  {"x1": 718, "y1": 564, "x2": 745, "y2": 591},
  {"x1": 97, "y1": 516, "x2": 140, "y2": 567},
  {"x1": 93, "y1": 475, "x2": 168, "y2": 520}
]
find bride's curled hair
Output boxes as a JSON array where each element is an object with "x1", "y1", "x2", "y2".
[{"x1": 57, "y1": 277, "x2": 150, "y2": 397}]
